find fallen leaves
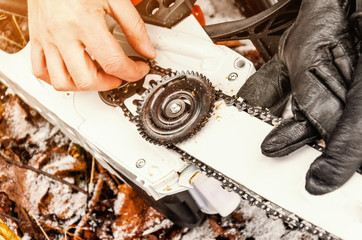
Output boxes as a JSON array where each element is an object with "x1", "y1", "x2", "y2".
[
  {"x1": 112, "y1": 184, "x2": 166, "y2": 239},
  {"x1": 0, "y1": 85, "x2": 176, "y2": 239}
]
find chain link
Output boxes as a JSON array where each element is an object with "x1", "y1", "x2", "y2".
[{"x1": 215, "y1": 90, "x2": 283, "y2": 126}]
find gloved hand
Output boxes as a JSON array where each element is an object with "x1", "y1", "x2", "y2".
[
  {"x1": 306, "y1": 56, "x2": 362, "y2": 194},
  {"x1": 306, "y1": 9, "x2": 362, "y2": 194},
  {"x1": 237, "y1": 0, "x2": 359, "y2": 194}
]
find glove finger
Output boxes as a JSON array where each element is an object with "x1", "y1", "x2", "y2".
[
  {"x1": 305, "y1": 153, "x2": 362, "y2": 195},
  {"x1": 261, "y1": 118, "x2": 318, "y2": 157},
  {"x1": 237, "y1": 55, "x2": 290, "y2": 116},
  {"x1": 305, "y1": 58, "x2": 362, "y2": 195},
  {"x1": 292, "y1": 61, "x2": 347, "y2": 140}
]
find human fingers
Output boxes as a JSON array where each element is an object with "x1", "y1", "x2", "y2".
[
  {"x1": 260, "y1": 59, "x2": 347, "y2": 157},
  {"x1": 305, "y1": 153, "x2": 362, "y2": 195},
  {"x1": 305, "y1": 58, "x2": 362, "y2": 195},
  {"x1": 43, "y1": 44, "x2": 77, "y2": 91},
  {"x1": 81, "y1": 13, "x2": 150, "y2": 82},
  {"x1": 261, "y1": 119, "x2": 318, "y2": 157},
  {"x1": 30, "y1": 41, "x2": 51, "y2": 85},
  {"x1": 58, "y1": 40, "x2": 122, "y2": 91},
  {"x1": 107, "y1": 0, "x2": 156, "y2": 59},
  {"x1": 261, "y1": 46, "x2": 352, "y2": 160}
]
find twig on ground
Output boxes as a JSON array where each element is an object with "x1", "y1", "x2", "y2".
[
  {"x1": 42, "y1": 223, "x2": 84, "y2": 240},
  {"x1": 32, "y1": 216, "x2": 50, "y2": 240},
  {"x1": 0, "y1": 212, "x2": 20, "y2": 223},
  {"x1": 0, "y1": 36, "x2": 23, "y2": 49},
  {"x1": 74, "y1": 173, "x2": 106, "y2": 238},
  {"x1": 0, "y1": 14, "x2": 7, "y2": 21},
  {"x1": 0, "y1": 150, "x2": 88, "y2": 195},
  {"x1": 19, "y1": 208, "x2": 39, "y2": 240},
  {"x1": 11, "y1": 15, "x2": 27, "y2": 46},
  {"x1": 88, "y1": 157, "x2": 95, "y2": 194}
]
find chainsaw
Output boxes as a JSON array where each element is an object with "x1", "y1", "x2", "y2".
[{"x1": 0, "y1": 0, "x2": 361, "y2": 239}]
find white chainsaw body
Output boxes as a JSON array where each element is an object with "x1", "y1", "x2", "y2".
[{"x1": 0, "y1": 15, "x2": 361, "y2": 240}]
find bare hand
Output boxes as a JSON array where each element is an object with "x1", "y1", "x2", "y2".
[{"x1": 28, "y1": 0, "x2": 156, "y2": 91}]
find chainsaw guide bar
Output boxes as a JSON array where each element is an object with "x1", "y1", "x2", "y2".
[{"x1": 99, "y1": 61, "x2": 340, "y2": 240}]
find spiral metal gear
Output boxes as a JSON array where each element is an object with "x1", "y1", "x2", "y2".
[{"x1": 136, "y1": 71, "x2": 215, "y2": 145}]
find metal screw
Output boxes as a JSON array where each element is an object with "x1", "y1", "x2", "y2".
[
  {"x1": 228, "y1": 72, "x2": 238, "y2": 81},
  {"x1": 136, "y1": 159, "x2": 146, "y2": 168}
]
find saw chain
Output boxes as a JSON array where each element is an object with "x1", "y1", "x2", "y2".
[{"x1": 99, "y1": 60, "x2": 339, "y2": 240}]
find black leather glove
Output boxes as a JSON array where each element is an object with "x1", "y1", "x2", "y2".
[
  {"x1": 306, "y1": 56, "x2": 362, "y2": 194},
  {"x1": 237, "y1": 0, "x2": 359, "y2": 194},
  {"x1": 306, "y1": 8, "x2": 362, "y2": 194}
]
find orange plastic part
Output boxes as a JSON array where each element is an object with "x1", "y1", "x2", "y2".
[
  {"x1": 131, "y1": 0, "x2": 143, "y2": 6},
  {"x1": 192, "y1": 5, "x2": 205, "y2": 26},
  {"x1": 131, "y1": 1, "x2": 206, "y2": 27}
]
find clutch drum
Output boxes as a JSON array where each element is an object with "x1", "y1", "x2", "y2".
[{"x1": 137, "y1": 71, "x2": 215, "y2": 145}]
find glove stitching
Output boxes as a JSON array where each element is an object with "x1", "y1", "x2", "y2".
[
  {"x1": 331, "y1": 40, "x2": 355, "y2": 86},
  {"x1": 293, "y1": 71, "x2": 343, "y2": 140},
  {"x1": 307, "y1": 67, "x2": 346, "y2": 106}
]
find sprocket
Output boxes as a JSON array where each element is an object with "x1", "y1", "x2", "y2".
[{"x1": 137, "y1": 71, "x2": 215, "y2": 145}]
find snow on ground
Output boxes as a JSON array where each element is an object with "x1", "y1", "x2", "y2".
[
  {"x1": 181, "y1": 221, "x2": 218, "y2": 240},
  {"x1": 196, "y1": 0, "x2": 245, "y2": 24},
  {"x1": 196, "y1": 0, "x2": 261, "y2": 58}
]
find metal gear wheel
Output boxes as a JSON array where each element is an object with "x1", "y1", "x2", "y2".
[{"x1": 137, "y1": 71, "x2": 215, "y2": 145}]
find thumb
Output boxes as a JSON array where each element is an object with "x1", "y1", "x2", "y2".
[
  {"x1": 305, "y1": 58, "x2": 362, "y2": 195},
  {"x1": 261, "y1": 117, "x2": 318, "y2": 157},
  {"x1": 237, "y1": 55, "x2": 291, "y2": 116},
  {"x1": 107, "y1": 0, "x2": 156, "y2": 59}
]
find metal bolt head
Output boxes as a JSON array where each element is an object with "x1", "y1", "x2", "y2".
[
  {"x1": 228, "y1": 72, "x2": 238, "y2": 81},
  {"x1": 136, "y1": 159, "x2": 146, "y2": 168},
  {"x1": 170, "y1": 102, "x2": 182, "y2": 114},
  {"x1": 165, "y1": 99, "x2": 185, "y2": 118}
]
